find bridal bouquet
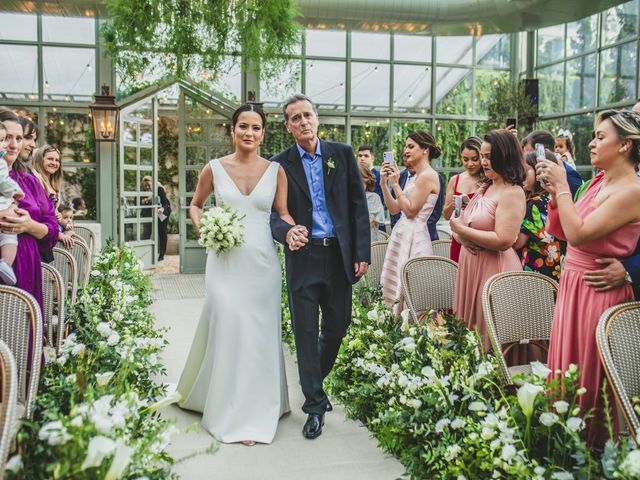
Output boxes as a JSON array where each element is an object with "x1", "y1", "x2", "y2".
[{"x1": 198, "y1": 203, "x2": 246, "y2": 255}]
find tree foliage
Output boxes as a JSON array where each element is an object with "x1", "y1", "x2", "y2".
[{"x1": 485, "y1": 76, "x2": 537, "y2": 138}]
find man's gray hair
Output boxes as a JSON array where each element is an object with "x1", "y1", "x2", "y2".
[{"x1": 282, "y1": 93, "x2": 317, "y2": 121}]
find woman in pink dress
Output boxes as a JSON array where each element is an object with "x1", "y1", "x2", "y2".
[
  {"x1": 443, "y1": 136, "x2": 484, "y2": 262},
  {"x1": 380, "y1": 131, "x2": 441, "y2": 314},
  {"x1": 536, "y1": 110, "x2": 640, "y2": 447},
  {"x1": 450, "y1": 129, "x2": 526, "y2": 349}
]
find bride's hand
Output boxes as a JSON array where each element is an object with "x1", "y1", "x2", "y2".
[{"x1": 286, "y1": 225, "x2": 308, "y2": 251}]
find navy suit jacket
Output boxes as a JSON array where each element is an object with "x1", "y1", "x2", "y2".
[
  {"x1": 564, "y1": 163, "x2": 584, "y2": 198},
  {"x1": 389, "y1": 169, "x2": 445, "y2": 241},
  {"x1": 622, "y1": 239, "x2": 640, "y2": 299},
  {"x1": 270, "y1": 140, "x2": 371, "y2": 289}
]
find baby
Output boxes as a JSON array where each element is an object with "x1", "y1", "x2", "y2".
[
  {"x1": 0, "y1": 123, "x2": 25, "y2": 285},
  {"x1": 58, "y1": 205, "x2": 74, "y2": 233},
  {"x1": 555, "y1": 129, "x2": 577, "y2": 169}
]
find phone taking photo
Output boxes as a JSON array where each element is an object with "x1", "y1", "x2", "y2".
[
  {"x1": 506, "y1": 117, "x2": 517, "y2": 129},
  {"x1": 382, "y1": 151, "x2": 395, "y2": 164}
]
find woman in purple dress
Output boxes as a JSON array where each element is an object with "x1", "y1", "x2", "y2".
[{"x1": 0, "y1": 109, "x2": 58, "y2": 313}]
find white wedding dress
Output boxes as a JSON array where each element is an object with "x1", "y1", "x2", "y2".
[{"x1": 177, "y1": 158, "x2": 290, "y2": 443}]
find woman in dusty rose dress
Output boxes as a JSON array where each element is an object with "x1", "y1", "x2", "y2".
[
  {"x1": 450, "y1": 129, "x2": 526, "y2": 349},
  {"x1": 380, "y1": 131, "x2": 441, "y2": 314},
  {"x1": 536, "y1": 110, "x2": 640, "y2": 447}
]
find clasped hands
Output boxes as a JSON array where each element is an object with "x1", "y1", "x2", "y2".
[
  {"x1": 380, "y1": 162, "x2": 400, "y2": 185},
  {"x1": 0, "y1": 205, "x2": 31, "y2": 235},
  {"x1": 286, "y1": 225, "x2": 309, "y2": 251}
]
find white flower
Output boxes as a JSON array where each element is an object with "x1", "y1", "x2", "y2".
[
  {"x1": 108, "y1": 268, "x2": 118, "y2": 276},
  {"x1": 566, "y1": 417, "x2": 585, "y2": 432},
  {"x1": 105, "y1": 440, "x2": 134, "y2": 480},
  {"x1": 70, "y1": 416, "x2": 83, "y2": 427},
  {"x1": 107, "y1": 332, "x2": 121, "y2": 346},
  {"x1": 373, "y1": 329, "x2": 384, "y2": 338},
  {"x1": 517, "y1": 383, "x2": 544, "y2": 417},
  {"x1": 501, "y1": 444, "x2": 516, "y2": 462},
  {"x1": 576, "y1": 387, "x2": 587, "y2": 396},
  {"x1": 568, "y1": 364, "x2": 578, "y2": 374},
  {"x1": 56, "y1": 355, "x2": 67, "y2": 366},
  {"x1": 71, "y1": 343, "x2": 86, "y2": 357},
  {"x1": 367, "y1": 310, "x2": 380, "y2": 322},
  {"x1": 539, "y1": 412, "x2": 559, "y2": 427},
  {"x1": 534, "y1": 466, "x2": 546, "y2": 475},
  {"x1": 5, "y1": 454, "x2": 23, "y2": 472},
  {"x1": 96, "y1": 372, "x2": 115, "y2": 388},
  {"x1": 620, "y1": 449, "x2": 640, "y2": 476},
  {"x1": 421, "y1": 366, "x2": 437, "y2": 379},
  {"x1": 90, "y1": 269, "x2": 101, "y2": 277},
  {"x1": 530, "y1": 361, "x2": 551, "y2": 379},
  {"x1": 435, "y1": 418, "x2": 450, "y2": 433},
  {"x1": 477, "y1": 361, "x2": 494, "y2": 376},
  {"x1": 451, "y1": 418, "x2": 466, "y2": 430},
  {"x1": 469, "y1": 401, "x2": 487, "y2": 412},
  {"x1": 551, "y1": 472, "x2": 574, "y2": 480},
  {"x1": 43, "y1": 346, "x2": 57, "y2": 364},
  {"x1": 97, "y1": 322, "x2": 112, "y2": 338},
  {"x1": 481, "y1": 426, "x2": 496, "y2": 440},
  {"x1": 553, "y1": 400, "x2": 569, "y2": 414},
  {"x1": 400, "y1": 310, "x2": 411, "y2": 333},
  {"x1": 81, "y1": 436, "x2": 116, "y2": 470},
  {"x1": 407, "y1": 398, "x2": 422, "y2": 409},
  {"x1": 445, "y1": 444, "x2": 461, "y2": 460},
  {"x1": 38, "y1": 421, "x2": 71, "y2": 446}
]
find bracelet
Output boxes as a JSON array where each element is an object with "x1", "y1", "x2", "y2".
[{"x1": 556, "y1": 191, "x2": 572, "y2": 199}]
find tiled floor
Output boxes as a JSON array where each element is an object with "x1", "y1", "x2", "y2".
[{"x1": 151, "y1": 272, "x2": 405, "y2": 480}]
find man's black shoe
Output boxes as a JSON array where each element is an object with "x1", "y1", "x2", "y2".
[
  {"x1": 302, "y1": 413, "x2": 324, "y2": 439},
  {"x1": 325, "y1": 400, "x2": 333, "y2": 412}
]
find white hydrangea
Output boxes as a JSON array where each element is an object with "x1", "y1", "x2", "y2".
[
  {"x1": 553, "y1": 400, "x2": 569, "y2": 414},
  {"x1": 566, "y1": 417, "x2": 585, "y2": 432},
  {"x1": 539, "y1": 412, "x2": 559, "y2": 427}
]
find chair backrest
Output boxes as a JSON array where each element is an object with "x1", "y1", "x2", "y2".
[
  {"x1": 0, "y1": 339, "x2": 18, "y2": 476},
  {"x1": 41, "y1": 263, "x2": 66, "y2": 353},
  {"x1": 431, "y1": 239, "x2": 452, "y2": 259},
  {"x1": 377, "y1": 230, "x2": 390, "y2": 241},
  {"x1": 52, "y1": 247, "x2": 78, "y2": 304},
  {"x1": 363, "y1": 241, "x2": 388, "y2": 289},
  {"x1": 57, "y1": 239, "x2": 90, "y2": 289},
  {"x1": 72, "y1": 226, "x2": 95, "y2": 259},
  {"x1": 0, "y1": 286, "x2": 43, "y2": 418},
  {"x1": 401, "y1": 256, "x2": 458, "y2": 321},
  {"x1": 482, "y1": 271, "x2": 558, "y2": 385},
  {"x1": 436, "y1": 227, "x2": 452, "y2": 240},
  {"x1": 597, "y1": 302, "x2": 640, "y2": 444}
]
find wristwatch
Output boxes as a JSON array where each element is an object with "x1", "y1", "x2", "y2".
[{"x1": 625, "y1": 270, "x2": 633, "y2": 285}]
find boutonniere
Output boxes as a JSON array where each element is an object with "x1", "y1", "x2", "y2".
[{"x1": 325, "y1": 157, "x2": 335, "y2": 174}]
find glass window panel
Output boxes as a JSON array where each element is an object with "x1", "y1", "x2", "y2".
[
  {"x1": 45, "y1": 110, "x2": 96, "y2": 164},
  {"x1": 435, "y1": 36, "x2": 473, "y2": 65},
  {"x1": 537, "y1": 63, "x2": 564, "y2": 115},
  {"x1": 186, "y1": 146, "x2": 207, "y2": 166},
  {"x1": 186, "y1": 222, "x2": 199, "y2": 241},
  {"x1": 186, "y1": 170, "x2": 200, "y2": 192},
  {"x1": 139, "y1": 195, "x2": 154, "y2": 221},
  {"x1": 43, "y1": 47, "x2": 96, "y2": 100},
  {"x1": 394, "y1": 34, "x2": 431, "y2": 62},
  {"x1": 260, "y1": 60, "x2": 301, "y2": 107},
  {"x1": 435, "y1": 67, "x2": 472, "y2": 115},
  {"x1": 351, "y1": 32, "x2": 390, "y2": 60},
  {"x1": 475, "y1": 70, "x2": 509, "y2": 116},
  {"x1": 392, "y1": 119, "x2": 432, "y2": 165},
  {"x1": 124, "y1": 170, "x2": 137, "y2": 192},
  {"x1": 305, "y1": 30, "x2": 346, "y2": 57},
  {"x1": 562, "y1": 113, "x2": 595, "y2": 166},
  {"x1": 140, "y1": 222, "x2": 153, "y2": 241},
  {"x1": 600, "y1": 43, "x2": 637, "y2": 105},
  {"x1": 393, "y1": 65, "x2": 431, "y2": 114},
  {"x1": 140, "y1": 124, "x2": 153, "y2": 146},
  {"x1": 434, "y1": 120, "x2": 473, "y2": 169},
  {"x1": 62, "y1": 166, "x2": 96, "y2": 220},
  {"x1": 603, "y1": 0, "x2": 639, "y2": 45},
  {"x1": 124, "y1": 223, "x2": 137, "y2": 242},
  {"x1": 537, "y1": 24, "x2": 564, "y2": 65},
  {"x1": 477, "y1": 34, "x2": 510, "y2": 68},
  {"x1": 262, "y1": 118, "x2": 290, "y2": 160},
  {"x1": 350, "y1": 118, "x2": 390, "y2": 161},
  {"x1": 0, "y1": 45, "x2": 38, "y2": 99},
  {"x1": 210, "y1": 145, "x2": 232, "y2": 159},
  {"x1": 196, "y1": 55, "x2": 242, "y2": 101},
  {"x1": 42, "y1": 15, "x2": 95, "y2": 44},
  {"x1": 305, "y1": 60, "x2": 345, "y2": 110},
  {"x1": 122, "y1": 121, "x2": 137, "y2": 144},
  {"x1": 350, "y1": 62, "x2": 389, "y2": 111},
  {"x1": 124, "y1": 196, "x2": 137, "y2": 219},
  {"x1": 210, "y1": 120, "x2": 231, "y2": 144},
  {"x1": 123, "y1": 146, "x2": 136, "y2": 165},
  {"x1": 140, "y1": 148, "x2": 152, "y2": 166},
  {"x1": 566, "y1": 15, "x2": 597, "y2": 56},
  {"x1": 186, "y1": 122, "x2": 205, "y2": 142},
  {"x1": 317, "y1": 117, "x2": 346, "y2": 143},
  {"x1": 565, "y1": 54, "x2": 596, "y2": 111},
  {"x1": 0, "y1": 13, "x2": 37, "y2": 41}
]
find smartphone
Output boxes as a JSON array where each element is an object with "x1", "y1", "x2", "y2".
[
  {"x1": 535, "y1": 143, "x2": 546, "y2": 161},
  {"x1": 454, "y1": 195, "x2": 462, "y2": 217},
  {"x1": 382, "y1": 151, "x2": 395, "y2": 164},
  {"x1": 506, "y1": 117, "x2": 517, "y2": 129}
]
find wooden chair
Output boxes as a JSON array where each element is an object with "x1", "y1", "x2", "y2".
[
  {"x1": 0, "y1": 286, "x2": 43, "y2": 419},
  {"x1": 597, "y1": 302, "x2": 640, "y2": 444},
  {"x1": 52, "y1": 247, "x2": 78, "y2": 305},
  {"x1": 482, "y1": 271, "x2": 558, "y2": 385},
  {"x1": 56, "y1": 239, "x2": 90, "y2": 289},
  {"x1": 431, "y1": 239, "x2": 452, "y2": 259},
  {"x1": 72, "y1": 226, "x2": 96, "y2": 260},
  {"x1": 377, "y1": 230, "x2": 390, "y2": 241},
  {"x1": 436, "y1": 227, "x2": 452, "y2": 240},
  {"x1": 401, "y1": 256, "x2": 458, "y2": 322},
  {"x1": 362, "y1": 241, "x2": 388, "y2": 289},
  {"x1": 0, "y1": 340, "x2": 18, "y2": 477},
  {"x1": 41, "y1": 263, "x2": 66, "y2": 353}
]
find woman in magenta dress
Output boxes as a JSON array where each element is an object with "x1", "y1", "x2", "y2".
[
  {"x1": 450, "y1": 129, "x2": 526, "y2": 349},
  {"x1": 380, "y1": 131, "x2": 441, "y2": 314},
  {"x1": 0, "y1": 110, "x2": 58, "y2": 313},
  {"x1": 536, "y1": 110, "x2": 640, "y2": 447},
  {"x1": 443, "y1": 136, "x2": 484, "y2": 262}
]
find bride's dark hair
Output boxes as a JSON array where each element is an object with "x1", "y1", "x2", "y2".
[{"x1": 231, "y1": 103, "x2": 267, "y2": 129}]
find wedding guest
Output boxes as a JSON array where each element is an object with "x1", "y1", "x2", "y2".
[
  {"x1": 522, "y1": 130, "x2": 583, "y2": 197},
  {"x1": 555, "y1": 129, "x2": 577, "y2": 169},
  {"x1": 358, "y1": 162, "x2": 385, "y2": 242},
  {"x1": 18, "y1": 115, "x2": 38, "y2": 172},
  {"x1": 380, "y1": 131, "x2": 441, "y2": 313},
  {"x1": 357, "y1": 145, "x2": 383, "y2": 205},
  {"x1": 513, "y1": 151, "x2": 563, "y2": 280},
  {"x1": 57, "y1": 205, "x2": 75, "y2": 248},
  {"x1": 451, "y1": 129, "x2": 525, "y2": 348},
  {"x1": 443, "y1": 136, "x2": 484, "y2": 262},
  {"x1": 71, "y1": 197, "x2": 87, "y2": 218},
  {"x1": 157, "y1": 181, "x2": 171, "y2": 261},
  {"x1": 0, "y1": 108, "x2": 58, "y2": 313},
  {"x1": 537, "y1": 110, "x2": 640, "y2": 447}
]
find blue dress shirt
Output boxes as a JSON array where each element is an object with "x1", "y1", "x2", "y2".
[{"x1": 296, "y1": 142, "x2": 336, "y2": 238}]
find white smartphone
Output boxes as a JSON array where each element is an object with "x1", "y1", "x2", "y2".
[
  {"x1": 454, "y1": 195, "x2": 462, "y2": 217},
  {"x1": 383, "y1": 151, "x2": 395, "y2": 164}
]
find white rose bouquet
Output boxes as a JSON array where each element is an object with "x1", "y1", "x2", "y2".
[{"x1": 198, "y1": 203, "x2": 246, "y2": 255}]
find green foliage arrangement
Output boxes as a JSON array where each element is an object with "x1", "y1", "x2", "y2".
[
  {"x1": 485, "y1": 76, "x2": 538, "y2": 138},
  {"x1": 102, "y1": 0, "x2": 302, "y2": 92},
  {"x1": 6, "y1": 243, "x2": 178, "y2": 479}
]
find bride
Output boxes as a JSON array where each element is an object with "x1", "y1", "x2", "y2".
[{"x1": 177, "y1": 103, "x2": 295, "y2": 445}]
